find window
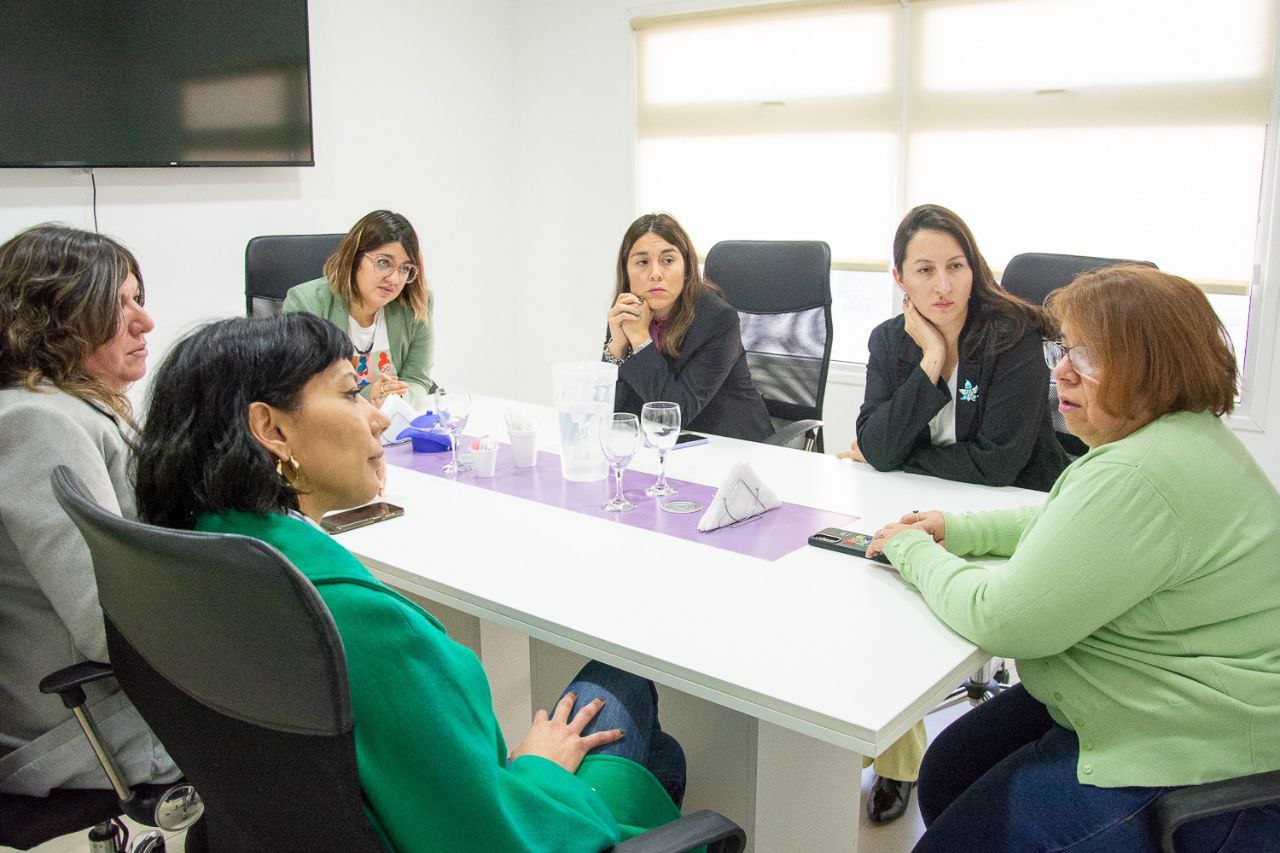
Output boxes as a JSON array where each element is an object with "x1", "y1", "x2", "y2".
[{"x1": 635, "y1": 0, "x2": 1277, "y2": 381}]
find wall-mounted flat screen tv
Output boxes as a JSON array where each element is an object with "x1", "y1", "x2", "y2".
[{"x1": 1, "y1": 0, "x2": 314, "y2": 167}]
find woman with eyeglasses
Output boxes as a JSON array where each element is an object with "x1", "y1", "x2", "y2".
[
  {"x1": 841, "y1": 204, "x2": 1070, "y2": 823},
  {"x1": 284, "y1": 209, "x2": 435, "y2": 410},
  {"x1": 867, "y1": 267, "x2": 1280, "y2": 851}
]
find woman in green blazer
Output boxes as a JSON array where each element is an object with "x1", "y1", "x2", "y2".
[
  {"x1": 134, "y1": 314, "x2": 686, "y2": 851},
  {"x1": 284, "y1": 210, "x2": 435, "y2": 410}
]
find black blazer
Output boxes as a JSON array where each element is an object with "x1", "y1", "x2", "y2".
[
  {"x1": 856, "y1": 314, "x2": 1069, "y2": 492},
  {"x1": 613, "y1": 291, "x2": 773, "y2": 442}
]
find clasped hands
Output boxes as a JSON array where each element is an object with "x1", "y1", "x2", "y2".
[
  {"x1": 607, "y1": 293, "x2": 653, "y2": 357},
  {"x1": 367, "y1": 373, "x2": 410, "y2": 406},
  {"x1": 866, "y1": 510, "x2": 946, "y2": 560}
]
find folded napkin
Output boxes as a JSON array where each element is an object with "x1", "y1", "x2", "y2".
[
  {"x1": 697, "y1": 462, "x2": 780, "y2": 532},
  {"x1": 381, "y1": 396, "x2": 450, "y2": 453}
]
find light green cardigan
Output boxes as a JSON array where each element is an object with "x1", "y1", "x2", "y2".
[
  {"x1": 283, "y1": 277, "x2": 435, "y2": 410},
  {"x1": 195, "y1": 511, "x2": 680, "y2": 851},
  {"x1": 884, "y1": 410, "x2": 1280, "y2": 788}
]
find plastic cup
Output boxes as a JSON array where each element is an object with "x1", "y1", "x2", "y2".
[
  {"x1": 510, "y1": 430, "x2": 538, "y2": 468},
  {"x1": 472, "y1": 446, "x2": 497, "y2": 477}
]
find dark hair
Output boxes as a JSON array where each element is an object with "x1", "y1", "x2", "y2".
[
  {"x1": 0, "y1": 223, "x2": 144, "y2": 418},
  {"x1": 323, "y1": 209, "x2": 430, "y2": 322},
  {"x1": 1047, "y1": 265, "x2": 1237, "y2": 419},
  {"x1": 613, "y1": 213, "x2": 717, "y2": 358},
  {"x1": 134, "y1": 313, "x2": 352, "y2": 530},
  {"x1": 892, "y1": 204, "x2": 1052, "y2": 356}
]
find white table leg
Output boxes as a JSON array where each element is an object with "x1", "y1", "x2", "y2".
[{"x1": 755, "y1": 720, "x2": 862, "y2": 852}]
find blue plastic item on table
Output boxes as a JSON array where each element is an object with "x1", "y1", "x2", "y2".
[{"x1": 397, "y1": 412, "x2": 450, "y2": 453}]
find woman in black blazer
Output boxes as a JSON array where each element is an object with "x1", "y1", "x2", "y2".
[
  {"x1": 604, "y1": 213, "x2": 772, "y2": 442},
  {"x1": 842, "y1": 204, "x2": 1069, "y2": 824},
  {"x1": 844, "y1": 205, "x2": 1068, "y2": 490}
]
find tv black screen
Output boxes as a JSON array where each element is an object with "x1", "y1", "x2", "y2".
[{"x1": 1, "y1": 0, "x2": 314, "y2": 167}]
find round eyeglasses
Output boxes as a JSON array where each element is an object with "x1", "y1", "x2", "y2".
[
  {"x1": 1043, "y1": 339, "x2": 1097, "y2": 378},
  {"x1": 363, "y1": 253, "x2": 419, "y2": 284}
]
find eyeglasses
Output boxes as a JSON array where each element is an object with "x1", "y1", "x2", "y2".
[
  {"x1": 363, "y1": 253, "x2": 419, "y2": 284},
  {"x1": 1043, "y1": 339, "x2": 1098, "y2": 378}
]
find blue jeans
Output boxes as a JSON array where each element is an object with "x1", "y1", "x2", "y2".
[
  {"x1": 559, "y1": 660, "x2": 687, "y2": 808},
  {"x1": 916, "y1": 684, "x2": 1280, "y2": 852}
]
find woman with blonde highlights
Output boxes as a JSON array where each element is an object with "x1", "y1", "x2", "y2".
[
  {"x1": 285, "y1": 209, "x2": 435, "y2": 409},
  {"x1": 868, "y1": 266, "x2": 1280, "y2": 851},
  {"x1": 0, "y1": 224, "x2": 178, "y2": 795}
]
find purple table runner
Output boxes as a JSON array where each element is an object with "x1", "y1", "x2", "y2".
[{"x1": 387, "y1": 441, "x2": 857, "y2": 562}]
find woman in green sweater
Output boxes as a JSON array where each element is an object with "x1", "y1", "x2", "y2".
[
  {"x1": 284, "y1": 210, "x2": 435, "y2": 410},
  {"x1": 868, "y1": 266, "x2": 1280, "y2": 851},
  {"x1": 133, "y1": 313, "x2": 685, "y2": 851}
]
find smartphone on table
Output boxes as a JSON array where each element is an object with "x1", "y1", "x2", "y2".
[
  {"x1": 672, "y1": 432, "x2": 708, "y2": 449},
  {"x1": 807, "y1": 527, "x2": 892, "y2": 565},
  {"x1": 320, "y1": 501, "x2": 405, "y2": 534}
]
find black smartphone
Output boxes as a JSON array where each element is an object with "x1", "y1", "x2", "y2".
[
  {"x1": 672, "y1": 432, "x2": 708, "y2": 449},
  {"x1": 320, "y1": 501, "x2": 405, "y2": 534},
  {"x1": 807, "y1": 527, "x2": 892, "y2": 565}
]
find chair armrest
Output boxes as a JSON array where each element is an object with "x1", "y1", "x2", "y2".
[
  {"x1": 764, "y1": 419, "x2": 823, "y2": 451},
  {"x1": 39, "y1": 661, "x2": 115, "y2": 708},
  {"x1": 1152, "y1": 769, "x2": 1280, "y2": 853},
  {"x1": 612, "y1": 809, "x2": 746, "y2": 853}
]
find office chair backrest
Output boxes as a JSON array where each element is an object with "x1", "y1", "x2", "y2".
[
  {"x1": 51, "y1": 467, "x2": 386, "y2": 852},
  {"x1": 704, "y1": 240, "x2": 834, "y2": 450},
  {"x1": 244, "y1": 233, "x2": 344, "y2": 318},
  {"x1": 1001, "y1": 252, "x2": 1158, "y2": 459}
]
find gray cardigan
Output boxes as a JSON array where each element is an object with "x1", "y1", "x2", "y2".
[{"x1": 0, "y1": 387, "x2": 177, "y2": 795}]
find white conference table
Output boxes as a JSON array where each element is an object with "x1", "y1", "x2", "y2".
[{"x1": 339, "y1": 396, "x2": 1041, "y2": 851}]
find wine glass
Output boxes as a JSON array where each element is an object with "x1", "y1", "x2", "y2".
[
  {"x1": 434, "y1": 386, "x2": 472, "y2": 474},
  {"x1": 640, "y1": 401, "x2": 680, "y2": 497},
  {"x1": 599, "y1": 413, "x2": 640, "y2": 512}
]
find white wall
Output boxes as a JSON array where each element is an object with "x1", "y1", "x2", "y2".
[{"x1": 0, "y1": 0, "x2": 521, "y2": 401}]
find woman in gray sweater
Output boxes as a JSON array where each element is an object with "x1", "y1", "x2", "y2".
[{"x1": 0, "y1": 224, "x2": 178, "y2": 796}]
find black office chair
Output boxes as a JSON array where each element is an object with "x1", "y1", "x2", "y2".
[
  {"x1": 704, "y1": 240, "x2": 834, "y2": 452},
  {"x1": 0, "y1": 673, "x2": 203, "y2": 851},
  {"x1": 1151, "y1": 769, "x2": 1280, "y2": 853},
  {"x1": 243, "y1": 233, "x2": 343, "y2": 318},
  {"x1": 50, "y1": 467, "x2": 745, "y2": 853},
  {"x1": 1001, "y1": 252, "x2": 1158, "y2": 458}
]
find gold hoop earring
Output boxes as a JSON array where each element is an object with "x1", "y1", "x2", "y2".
[{"x1": 276, "y1": 455, "x2": 302, "y2": 485}]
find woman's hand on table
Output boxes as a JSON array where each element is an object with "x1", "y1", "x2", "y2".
[
  {"x1": 866, "y1": 510, "x2": 946, "y2": 559},
  {"x1": 509, "y1": 691, "x2": 623, "y2": 775},
  {"x1": 836, "y1": 438, "x2": 867, "y2": 462}
]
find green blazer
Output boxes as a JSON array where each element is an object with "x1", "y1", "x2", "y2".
[
  {"x1": 195, "y1": 511, "x2": 680, "y2": 851},
  {"x1": 283, "y1": 277, "x2": 435, "y2": 410}
]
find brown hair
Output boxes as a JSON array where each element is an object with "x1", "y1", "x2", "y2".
[
  {"x1": 613, "y1": 213, "x2": 716, "y2": 357},
  {"x1": 0, "y1": 223, "x2": 144, "y2": 419},
  {"x1": 1047, "y1": 265, "x2": 1237, "y2": 419},
  {"x1": 893, "y1": 204, "x2": 1054, "y2": 356},
  {"x1": 322, "y1": 210, "x2": 429, "y2": 322}
]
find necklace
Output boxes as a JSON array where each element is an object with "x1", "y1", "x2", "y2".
[{"x1": 351, "y1": 311, "x2": 378, "y2": 355}]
